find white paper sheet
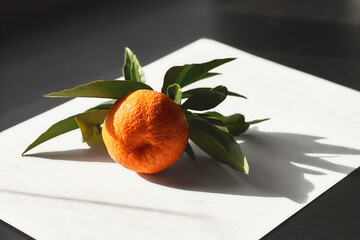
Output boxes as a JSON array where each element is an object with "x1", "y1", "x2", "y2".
[{"x1": 1, "y1": 39, "x2": 360, "y2": 240}]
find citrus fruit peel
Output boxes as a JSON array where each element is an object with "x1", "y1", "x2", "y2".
[
  {"x1": 23, "y1": 48, "x2": 269, "y2": 174},
  {"x1": 102, "y1": 89, "x2": 189, "y2": 174}
]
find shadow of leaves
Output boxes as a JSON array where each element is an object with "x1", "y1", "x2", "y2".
[
  {"x1": 141, "y1": 129, "x2": 360, "y2": 203},
  {"x1": 26, "y1": 146, "x2": 114, "y2": 163}
]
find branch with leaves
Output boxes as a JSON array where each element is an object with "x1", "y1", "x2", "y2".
[{"x1": 23, "y1": 48, "x2": 269, "y2": 174}]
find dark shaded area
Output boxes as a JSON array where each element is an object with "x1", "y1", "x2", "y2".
[
  {"x1": 0, "y1": 219, "x2": 35, "y2": 240},
  {"x1": 1, "y1": 0, "x2": 360, "y2": 239},
  {"x1": 25, "y1": 146, "x2": 114, "y2": 163},
  {"x1": 263, "y1": 167, "x2": 360, "y2": 240},
  {"x1": 142, "y1": 130, "x2": 360, "y2": 204},
  {"x1": 1, "y1": 0, "x2": 360, "y2": 131}
]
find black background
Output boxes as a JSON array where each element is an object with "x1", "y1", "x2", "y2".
[{"x1": 1, "y1": 0, "x2": 359, "y2": 239}]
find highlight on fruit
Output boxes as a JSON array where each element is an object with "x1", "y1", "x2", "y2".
[{"x1": 22, "y1": 47, "x2": 269, "y2": 174}]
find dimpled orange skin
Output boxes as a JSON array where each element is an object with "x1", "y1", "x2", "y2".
[{"x1": 102, "y1": 89, "x2": 189, "y2": 174}]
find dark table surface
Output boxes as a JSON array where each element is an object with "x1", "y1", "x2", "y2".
[{"x1": 1, "y1": 0, "x2": 359, "y2": 239}]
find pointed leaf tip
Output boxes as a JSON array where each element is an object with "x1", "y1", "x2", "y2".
[
  {"x1": 22, "y1": 109, "x2": 109, "y2": 155},
  {"x1": 161, "y1": 57, "x2": 236, "y2": 93},
  {"x1": 123, "y1": 48, "x2": 146, "y2": 83}
]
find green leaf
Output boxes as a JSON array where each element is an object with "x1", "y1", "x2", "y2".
[
  {"x1": 74, "y1": 118, "x2": 104, "y2": 147},
  {"x1": 86, "y1": 99, "x2": 116, "y2": 111},
  {"x1": 185, "y1": 142, "x2": 196, "y2": 162},
  {"x1": 186, "y1": 112, "x2": 249, "y2": 174},
  {"x1": 123, "y1": 47, "x2": 135, "y2": 80},
  {"x1": 223, "y1": 113, "x2": 249, "y2": 135},
  {"x1": 123, "y1": 48, "x2": 146, "y2": 83},
  {"x1": 161, "y1": 58, "x2": 236, "y2": 93},
  {"x1": 166, "y1": 83, "x2": 182, "y2": 104},
  {"x1": 226, "y1": 91, "x2": 247, "y2": 99},
  {"x1": 247, "y1": 118, "x2": 270, "y2": 125},
  {"x1": 195, "y1": 113, "x2": 225, "y2": 126},
  {"x1": 181, "y1": 85, "x2": 228, "y2": 111},
  {"x1": 44, "y1": 80, "x2": 152, "y2": 99},
  {"x1": 203, "y1": 111, "x2": 270, "y2": 135},
  {"x1": 22, "y1": 109, "x2": 109, "y2": 155},
  {"x1": 183, "y1": 88, "x2": 246, "y2": 99}
]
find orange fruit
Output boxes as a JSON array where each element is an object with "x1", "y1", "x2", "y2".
[{"x1": 102, "y1": 89, "x2": 189, "y2": 174}]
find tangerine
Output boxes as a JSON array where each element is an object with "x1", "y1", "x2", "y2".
[{"x1": 102, "y1": 89, "x2": 189, "y2": 174}]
